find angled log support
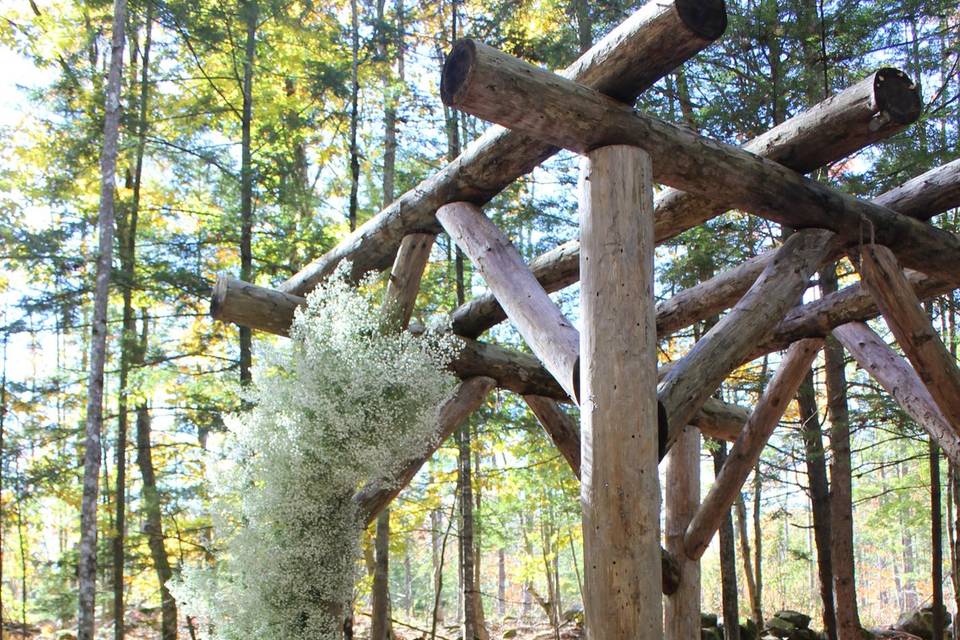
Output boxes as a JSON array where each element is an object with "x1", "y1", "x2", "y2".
[
  {"x1": 579, "y1": 145, "x2": 660, "y2": 637},
  {"x1": 683, "y1": 338, "x2": 823, "y2": 560},
  {"x1": 658, "y1": 229, "x2": 837, "y2": 453},
  {"x1": 833, "y1": 322, "x2": 960, "y2": 465},
  {"x1": 858, "y1": 244, "x2": 960, "y2": 429},
  {"x1": 281, "y1": 0, "x2": 726, "y2": 295},
  {"x1": 383, "y1": 233, "x2": 436, "y2": 326},
  {"x1": 437, "y1": 202, "x2": 581, "y2": 402},
  {"x1": 440, "y1": 40, "x2": 960, "y2": 282},
  {"x1": 664, "y1": 424, "x2": 701, "y2": 640},
  {"x1": 354, "y1": 376, "x2": 496, "y2": 524},
  {"x1": 524, "y1": 395, "x2": 581, "y2": 476}
]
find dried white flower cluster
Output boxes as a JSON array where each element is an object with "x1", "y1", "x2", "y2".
[{"x1": 173, "y1": 268, "x2": 460, "y2": 639}]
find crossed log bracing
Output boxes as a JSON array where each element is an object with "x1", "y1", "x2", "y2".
[{"x1": 207, "y1": 0, "x2": 960, "y2": 615}]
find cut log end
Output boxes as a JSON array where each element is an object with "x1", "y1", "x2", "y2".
[
  {"x1": 875, "y1": 67, "x2": 922, "y2": 125},
  {"x1": 440, "y1": 39, "x2": 477, "y2": 107},
  {"x1": 675, "y1": 0, "x2": 728, "y2": 40},
  {"x1": 210, "y1": 275, "x2": 229, "y2": 320}
]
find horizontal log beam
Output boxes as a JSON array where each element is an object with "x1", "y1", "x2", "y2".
[
  {"x1": 441, "y1": 40, "x2": 960, "y2": 282},
  {"x1": 683, "y1": 338, "x2": 823, "y2": 560},
  {"x1": 833, "y1": 322, "x2": 960, "y2": 465},
  {"x1": 450, "y1": 72, "x2": 925, "y2": 340},
  {"x1": 279, "y1": 0, "x2": 726, "y2": 296},
  {"x1": 656, "y1": 159, "x2": 960, "y2": 338},
  {"x1": 209, "y1": 276, "x2": 750, "y2": 440}
]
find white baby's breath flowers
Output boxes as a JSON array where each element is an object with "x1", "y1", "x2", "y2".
[{"x1": 172, "y1": 267, "x2": 460, "y2": 639}]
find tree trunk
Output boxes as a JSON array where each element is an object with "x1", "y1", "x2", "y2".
[
  {"x1": 932, "y1": 440, "x2": 945, "y2": 640},
  {"x1": 753, "y1": 470, "x2": 763, "y2": 625},
  {"x1": 371, "y1": 510, "x2": 393, "y2": 640},
  {"x1": 112, "y1": 9, "x2": 153, "y2": 636},
  {"x1": 458, "y1": 423, "x2": 478, "y2": 640},
  {"x1": 821, "y1": 265, "x2": 863, "y2": 640},
  {"x1": 796, "y1": 372, "x2": 836, "y2": 640},
  {"x1": 712, "y1": 442, "x2": 740, "y2": 640},
  {"x1": 238, "y1": 0, "x2": 257, "y2": 386},
  {"x1": 498, "y1": 548, "x2": 506, "y2": 616},
  {"x1": 347, "y1": 0, "x2": 360, "y2": 232},
  {"x1": 135, "y1": 314, "x2": 177, "y2": 640},
  {"x1": 78, "y1": 0, "x2": 127, "y2": 634},
  {"x1": 736, "y1": 495, "x2": 762, "y2": 629}
]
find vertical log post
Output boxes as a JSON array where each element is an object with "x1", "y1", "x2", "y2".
[
  {"x1": 383, "y1": 233, "x2": 436, "y2": 327},
  {"x1": 437, "y1": 202, "x2": 581, "y2": 402},
  {"x1": 579, "y1": 145, "x2": 661, "y2": 639},
  {"x1": 859, "y1": 243, "x2": 960, "y2": 430},
  {"x1": 665, "y1": 425, "x2": 701, "y2": 640}
]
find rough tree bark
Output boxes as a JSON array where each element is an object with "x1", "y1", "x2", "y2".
[
  {"x1": 712, "y1": 442, "x2": 739, "y2": 640},
  {"x1": 796, "y1": 372, "x2": 836, "y2": 640},
  {"x1": 78, "y1": 0, "x2": 127, "y2": 634},
  {"x1": 821, "y1": 265, "x2": 863, "y2": 640},
  {"x1": 238, "y1": 0, "x2": 257, "y2": 386}
]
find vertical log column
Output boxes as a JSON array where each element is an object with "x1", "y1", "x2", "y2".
[
  {"x1": 665, "y1": 425, "x2": 701, "y2": 640},
  {"x1": 579, "y1": 145, "x2": 661, "y2": 640}
]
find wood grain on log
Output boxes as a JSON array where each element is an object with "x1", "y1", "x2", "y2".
[
  {"x1": 683, "y1": 338, "x2": 823, "y2": 560},
  {"x1": 437, "y1": 201, "x2": 581, "y2": 403},
  {"x1": 280, "y1": 0, "x2": 726, "y2": 296},
  {"x1": 833, "y1": 322, "x2": 960, "y2": 465},
  {"x1": 658, "y1": 229, "x2": 837, "y2": 451},
  {"x1": 578, "y1": 145, "x2": 660, "y2": 638},
  {"x1": 858, "y1": 244, "x2": 960, "y2": 430},
  {"x1": 355, "y1": 376, "x2": 495, "y2": 523},
  {"x1": 440, "y1": 41, "x2": 960, "y2": 282}
]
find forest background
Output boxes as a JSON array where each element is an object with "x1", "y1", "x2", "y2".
[{"x1": 0, "y1": 0, "x2": 959, "y2": 637}]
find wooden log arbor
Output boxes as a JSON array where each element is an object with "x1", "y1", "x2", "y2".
[{"x1": 207, "y1": 4, "x2": 960, "y2": 637}]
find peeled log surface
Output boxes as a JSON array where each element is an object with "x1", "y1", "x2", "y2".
[
  {"x1": 833, "y1": 322, "x2": 960, "y2": 465},
  {"x1": 209, "y1": 277, "x2": 750, "y2": 441},
  {"x1": 578, "y1": 145, "x2": 661, "y2": 638},
  {"x1": 441, "y1": 41, "x2": 960, "y2": 282},
  {"x1": 383, "y1": 233, "x2": 435, "y2": 327},
  {"x1": 658, "y1": 229, "x2": 838, "y2": 450},
  {"x1": 683, "y1": 338, "x2": 823, "y2": 560},
  {"x1": 450, "y1": 70, "x2": 923, "y2": 340},
  {"x1": 355, "y1": 376, "x2": 496, "y2": 523},
  {"x1": 279, "y1": 0, "x2": 726, "y2": 296},
  {"x1": 437, "y1": 201, "x2": 581, "y2": 403},
  {"x1": 859, "y1": 244, "x2": 960, "y2": 430},
  {"x1": 665, "y1": 424, "x2": 701, "y2": 640}
]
